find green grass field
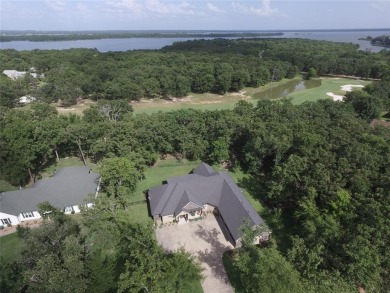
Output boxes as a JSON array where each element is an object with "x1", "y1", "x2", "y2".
[
  {"x1": 0, "y1": 179, "x2": 17, "y2": 192},
  {"x1": 40, "y1": 156, "x2": 93, "y2": 179},
  {"x1": 132, "y1": 77, "x2": 371, "y2": 114},
  {"x1": 17, "y1": 77, "x2": 371, "y2": 116},
  {"x1": 2, "y1": 158, "x2": 265, "y2": 293},
  {"x1": 287, "y1": 78, "x2": 370, "y2": 105},
  {"x1": 129, "y1": 158, "x2": 265, "y2": 226},
  {"x1": 127, "y1": 159, "x2": 200, "y2": 225},
  {"x1": 0, "y1": 233, "x2": 22, "y2": 264},
  {"x1": 133, "y1": 158, "x2": 200, "y2": 202}
]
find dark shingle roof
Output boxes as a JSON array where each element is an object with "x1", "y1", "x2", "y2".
[
  {"x1": 193, "y1": 162, "x2": 215, "y2": 176},
  {"x1": 149, "y1": 162, "x2": 263, "y2": 241},
  {"x1": 0, "y1": 166, "x2": 100, "y2": 215}
]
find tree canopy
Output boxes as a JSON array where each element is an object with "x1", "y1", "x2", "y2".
[{"x1": 1, "y1": 37, "x2": 390, "y2": 292}]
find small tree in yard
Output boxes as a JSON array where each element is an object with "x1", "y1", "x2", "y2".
[{"x1": 99, "y1": 157, "x2": 143, "y2": 209}]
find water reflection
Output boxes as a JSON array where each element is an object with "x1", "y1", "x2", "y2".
[{"x1": 253, "y1": 79, "x2": 321, "y2": 100}]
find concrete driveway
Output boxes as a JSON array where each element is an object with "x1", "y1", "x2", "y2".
[{"x1": 156, "y1": 214, "x2": 234, "y2": 293}]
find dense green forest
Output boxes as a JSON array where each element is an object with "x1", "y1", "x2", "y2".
[
  {"x1": 370, "y1": 35, "x2": 390, "y2": 48},
  {"x1": 1, "y1": 38, "x2": 390, "y2": 292},
  {"x1": 1, "y1": 38, "x2": 390, "y2": 107}
]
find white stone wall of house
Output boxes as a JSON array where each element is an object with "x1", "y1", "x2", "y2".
[
  {"x1": 0, "y1": 212, "x2": 20, "y2": 227},
  {"x1": 187, "y1": 210, "x2": 202, "y2": 220},
  {"x1": 18, "y1": 211, "x2": 42, "y2": 224},
  {"x1": 176, "y1": 211, "x2": 189, "y2": 223},
  {"x1": 72, "y1": 205, "x2": 81, "y2": 213},
  {"x1": 175, "y1": 210, "x2": 203, "y2": 223},
  {"x1": 162, "y1": 214, "x2": 175, "y2": 223},
  {"x1": 64, "y1": 206, "x2": 75, "y2": 214},
  {"x1": 203, "y1": 204, "x2": 217, "y2": 214},
  {"x1": 153, "y1": 215, "x2": 162, "y2": 224}
]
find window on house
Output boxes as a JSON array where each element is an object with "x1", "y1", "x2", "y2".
[
  {"x1": 22, "y1": 212, "x2": 34, "y2": 218},
  {"x1": 64, "y1": 206, "x2": 74, "y2": 213},
  {"x1": 1, "y1": 218, "x2": 11, "y2": 225}
]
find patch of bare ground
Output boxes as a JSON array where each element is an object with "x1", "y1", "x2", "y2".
[
  {"x1": 229, "y1": 90, "x2": 249, "y2": 99},
  {"x1": 132, "y1": 91, "x2": 250, "y2": 108},
  {"x1": 0, "y1": 219, "x2": 44, "y2": 237},
  {"x1": 56, "y1": 99, "x2": 96, "y2": 115}
]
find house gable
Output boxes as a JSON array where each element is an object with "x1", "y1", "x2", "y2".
[
  {"x1": 148, "y1": 162, "x2": 263, "y2": 242},
  {"x1": 0, "y1": 166, "x2": 100, "y2": 225},
  {"x1": 182, "y1": 201, "x2": 203, "y2": 212}
]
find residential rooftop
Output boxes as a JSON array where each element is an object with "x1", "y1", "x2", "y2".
[
  {"x1": 149, "y1": 162, "x2": 263, "y2": 242},
  {"x1": 0, "y1": 166, "x2": 100, "y2": 215}
]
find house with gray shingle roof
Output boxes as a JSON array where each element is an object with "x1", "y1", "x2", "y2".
[
  {"x1": 148, "y1": 162, "x2": 264, "y2": 246},
  {"x1": 0, "y1": 166, "x2": 100, "y2": 227}
]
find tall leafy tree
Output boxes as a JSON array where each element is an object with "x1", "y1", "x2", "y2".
[
  {"x1": 117, "y1": 223, "x2": 203, "y2": 293},
  {"x1": 12, "y1": 208, "x2": 89, "y2": 293},
  {"x1": 99, "y1": 157, "x2": 143, "y2": 209}
]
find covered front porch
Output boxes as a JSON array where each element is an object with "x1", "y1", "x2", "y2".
[{"x1": 177, "y1": 209, "x2": 203, "y2": 224}]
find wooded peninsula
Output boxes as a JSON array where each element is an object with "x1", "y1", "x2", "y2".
[
  {"x1": 0, "y1": 38, "x2": 389, "y2": 293},
  {"x1": 0, "y1": 32, "x2": 283, "y2": 42}
]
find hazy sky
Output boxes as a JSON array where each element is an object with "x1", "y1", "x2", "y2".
[{"x1": 1, "y1": 0, "x2": 389, "y2": 31}]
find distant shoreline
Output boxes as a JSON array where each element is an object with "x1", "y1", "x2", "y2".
[
  {"x1": 1, "y1": 30, "x2": 389, "y2": 52},
  {"x1": 0, "y1": 32, "x2": 283, "y2": 42}
]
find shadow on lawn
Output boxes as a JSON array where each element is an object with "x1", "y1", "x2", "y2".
[{"x1": 195, "y1": 224, "x2": 232, "y2": 285}]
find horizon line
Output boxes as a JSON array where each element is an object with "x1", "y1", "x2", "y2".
[{"x1": 1, "y1": 28, "x2": 390, "y2": 33}]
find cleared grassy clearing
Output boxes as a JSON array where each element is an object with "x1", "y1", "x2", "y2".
[
  {"x1": 39, "y1": 156, "x2": 98, "y2": 180},
  {"x1": 18, "y1": 77, "x2": 370, "y2": 115},
  {"x1": 133, "y1": 158, "x2": 200, "y2": 202},
  {"x1": 133, "y1": 77, "x2": 371, "y2": 113},
  {"x1": 130, "y1": 158, "x2": 265, "y2": 225},
  {"x1": 0, "y1": 179, "x2": 17, "y2": 192},
  {"x1": 0, "y1": 233, "x2": 22, "y2": 264},
  {"x1": 132, "y1": 93, "x2": 249, "y2": 114},
  {"x1": 288, "y1": 78, "x2": 370, "y2": 105},
  {"x1": 56, "y1": 99, "x2": 96, "y2": 116},
  {"x1": 132, "y1": 78, "x2": 304, "y2": 114}
]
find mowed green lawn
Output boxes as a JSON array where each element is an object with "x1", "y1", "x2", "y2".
[
  {"x1": 133, "y1": 159, "x2": 201, "y2": 202},
  {"x1": 1, "y1": 159, "x2": 264, "y2": 293},
  {"x1": 0, "y1": 233, "x2": 22, "y2": 264},
  {"x1": 127, "y1": 159, "x2": 200, "y2": 225},
  {"x1": 129, "y1": 158, "x2": 264, "y2": 225},
  {"x1": 18, "y1": 77, "x2": 370, "y2": 115},
  {"x1": 288, "y1": 78, "x2": 370, "y2": 105},
  {"x1": 133, "y1": 77, "x2": 371, "y2": 114}
]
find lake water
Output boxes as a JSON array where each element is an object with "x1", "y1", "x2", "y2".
[
  {"x1": 0, "y1": 30, "x2": 389, "y2": 52},
  {"x1": 253, "y1": 79, "x2": 322, "y2": 100},
  {"x1": 0, "y1": 37, "x2": 206, "y2": 52},
  {"x1": 280, "y1": 31, "x2": 389, "y2": 52}
]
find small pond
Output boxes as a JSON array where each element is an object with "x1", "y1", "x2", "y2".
[{"x1": 253, "y1": 79, "x2": 321, "y2": 100}]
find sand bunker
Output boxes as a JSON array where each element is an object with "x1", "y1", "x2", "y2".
[
  {"x1": 57, "y1": 107, "x2": 76, "y2": 111},
  {"x1": 327, "y1": 84, "x2": 365, "y2": 101},
  {"x1": 340, "y1": 84, "x2": 364, "y2": 91},
  {"x1": 326, "y1": 92, "x2": 344, "y2": 101}
]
